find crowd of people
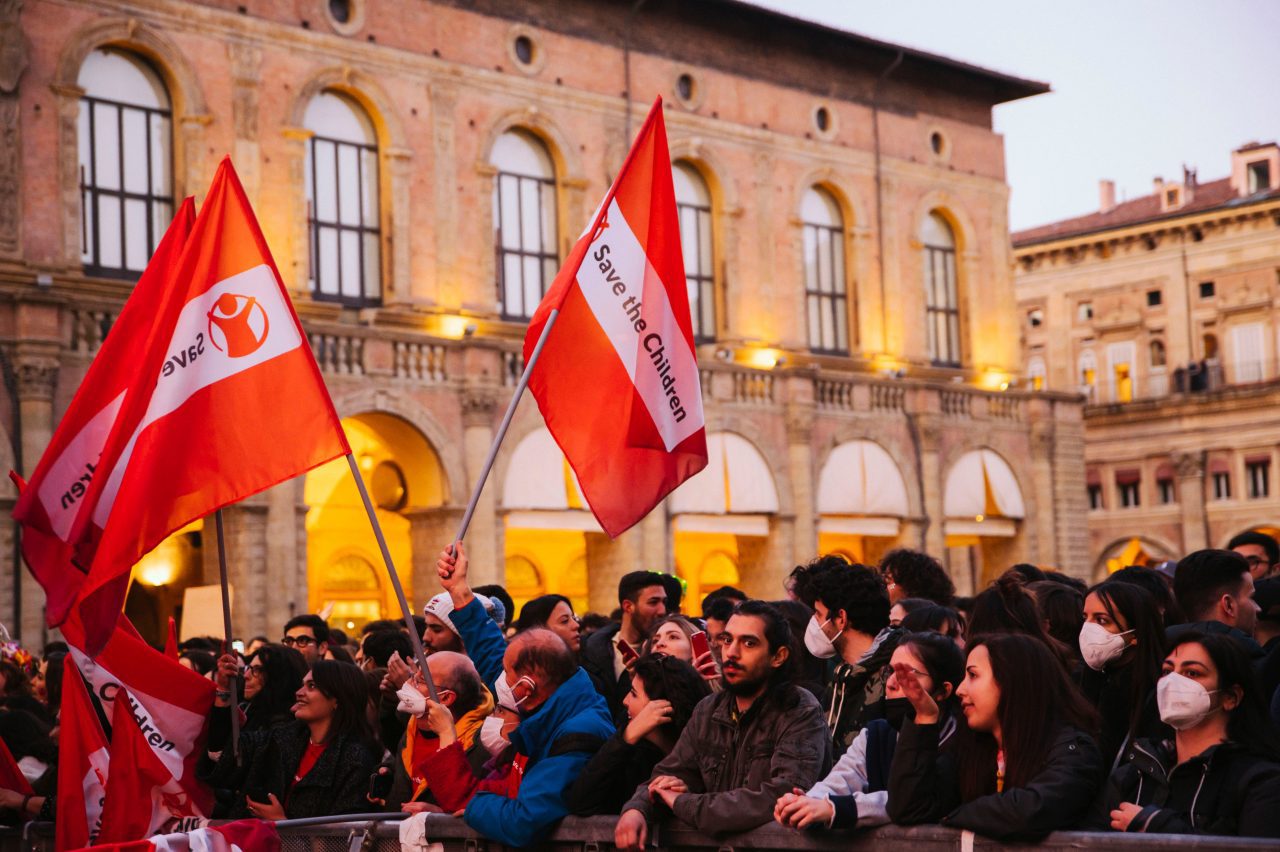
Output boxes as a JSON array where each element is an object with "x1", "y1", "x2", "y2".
[{"x1": 3, "y1": 530, "x2": 1280, "y2": 844}]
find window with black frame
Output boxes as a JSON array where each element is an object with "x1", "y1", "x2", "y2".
[
  {"x1": 490, "y1": 129, "x2": 558, "y2": 321},
  {"x1": 922, "y1": 211, "x2": 961, "y2": 367},
  {"x1": 77, "y1": 48, "x2": 173, "y2": 279},
  {"x1": 801, "y1": 187, "x2": 848, "y2": 355},
  {"x1": 673, "y1": 162, "x2": 715, "y2": 343},
  {"x1": 304, "y1": 91, "x2": 381, "y2": 307}
]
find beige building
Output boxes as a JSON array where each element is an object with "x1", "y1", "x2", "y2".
[
  {"x1": 1014, "y1": 142, "x2": 1280, "y2": 577},
  {"x1": 0, "y1": 0, "x2": 1085, "y2": 647}
]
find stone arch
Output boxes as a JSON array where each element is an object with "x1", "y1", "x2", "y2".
[
  {"x1": 287, "y1": 66, "x2": 408, "y2": 151},
  {"x1": 817, "y1": 429, "x2": 922, "y2": 519},
  {"x1": 327, "y1": 385, "x2": 464, "y2": 505},
  {"x1": 910, "y1": 190, "x2": 978, "y2": 257},
  {"x1": 667, "y1": 138, "x2": 741, "y2": 213},
  {"x1": 1093, "y1": 534, "x2": 1180, "y2": 582},
  {"x1": 479, "y1": 106, "x2": 585, "y2": 186},
  {"x1": 940, "y1": 441, "x2": 1030, "y2": 519},
  {"x1": 1216, "y1": 523, "x2": 1280, "y2": 550},
  {"x1": 793, "y1": 167, "x2": 870, "y2": 229},
  {"x1": 699, "y1": 413, "x2": 793, "y2": 515}
]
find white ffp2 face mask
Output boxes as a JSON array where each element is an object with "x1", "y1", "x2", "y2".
[
  {"x1": 804, "y1": 616, "x2": 837, "y2": 659},
  {"x1": 1157, "y1": 672, "x2": 1218, "y2": 730},
  {"x1": 395, "y1": 681, "x2": 427, "y2": 718},
  {"x1": 1078, "y1": 622, "x2": 1133, "y2": 671},
  {"x1": 479, "y1": 715, "x2": 508, "y2": 756}
]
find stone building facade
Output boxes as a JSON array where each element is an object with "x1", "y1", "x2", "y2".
[
  {"x1": 0, "y1": 0, "x2": 1085, "y2": 646},
  {"x1": 1014, "y1": 142, "x2": 1280, "y2": 577}
]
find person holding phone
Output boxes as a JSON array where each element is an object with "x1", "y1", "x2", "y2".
[
  {"x1": 582, "y1": 572, "x2": 670, "y2": 723},
  {"x1": 566, "y1": 654, "x2": 711, "y2": 815},
  {"x1": 646, "y1": 615, "x2": 720, "y2": 688}
]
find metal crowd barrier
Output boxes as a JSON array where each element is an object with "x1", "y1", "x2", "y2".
[{"x1": 3, "y1": 814, "x2": 1277, "y2": 851}]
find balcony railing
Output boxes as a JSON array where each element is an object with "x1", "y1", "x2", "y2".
[{"x1": 1084, "y1": 359, "x2": 1279, "y2": 405}]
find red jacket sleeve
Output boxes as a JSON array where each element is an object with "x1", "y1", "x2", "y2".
[{"x1": 421, "y1": 742, "x2": 482, "y2": 813}]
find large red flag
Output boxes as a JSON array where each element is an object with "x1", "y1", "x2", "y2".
[
  {"x1": 56, "y1": 669, "x2": 111, "y2": 851},
  {"x1": 13, "y1": 157, "x2": 350, "y2": 652},
  {"x1": 63, "y1": 612, "x2": 215, "y2": 819},
  {"x1": 10, "y1": 200, "x2": 195, "y2": 629},
  {"x1": 524, "y1": 98, "x2": 707, "y2": 537},
  {"x1": 97, "y1": 687, "x2": 200, "y2": 844}
]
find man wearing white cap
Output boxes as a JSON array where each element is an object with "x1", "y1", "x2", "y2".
[{"x1": 423, "y1": 591, "x2": 503, "y2": 655}]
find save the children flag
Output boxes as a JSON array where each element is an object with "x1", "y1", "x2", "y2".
[
  {"x1": 12, "y1": 157, "x2": 351, "y2": 654},
  {"x1": 56, "y1": 668, "x2": 111, "y2": 851},
  {"x1": 524, "y1": 97, "x2": 707, "y2": 537}
]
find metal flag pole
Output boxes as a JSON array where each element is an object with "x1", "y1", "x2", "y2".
[
  {"x1": 214, "y1": 508, "x2": 240, "y2": 762},
  {"x1": 345, "y1": 453, "x2": 441, "y2": 703}
]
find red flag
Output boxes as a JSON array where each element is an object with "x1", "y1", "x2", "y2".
[
  {"x1": 13, "y1": 157, "x2": 350, "y2": 653},
  {"x1": 0, "y1": 736, "x2": 33, "y2": 796},
  {"x1": 56, "y1": 669, "x2": 111, "y2": 851},
  {"x1": 97, "y1": 687, "x2": 199, "y2": 844},
  {"x1": 64, "y1": 612, "x2": 215, "y2": 819},
  {"x1": 10, "y1": 200, "x2": 195, "y2": 629},
  {"x1": 525, "y1": 98, "x2": 707, "y2": 537},
  {"x1": 163, "y1": 617, "x2": 178, "y2": 661},
  {"x1": 71, "y1": 819, "x2": 280, "y2": 852}
]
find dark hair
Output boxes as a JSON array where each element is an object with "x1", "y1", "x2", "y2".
[
  {"x1": 957, "y1": 634, "x2": 1099, "y2": 802},
  {"x1": 328, "y1": 628, "x2": 349, "y2": 648},
  {"x1": 631, "y1": 654, "x2": 711, "y2": 740},
  {"x1": 411, "y1": 615, "x2": 426, "y2": 640},
  {"x1": 515, "y1": 595, "x2": 574, "y2": 633},
  {"x1": 788, "y1": 554, "x2": 849, "y2": 607},
  {"x1": 1039, "y1": 571, "x2": 1088, "y2": 594},
  {"x1": 360, "y1": 630, "x2": 412, "y2": 668},
  {"x1": 732, "y1": 600, "x2": 794, "y2": 683},
  {"x1": 1008, "y1": 563, "x2": 1048, "y2": 584},
  {"x1": 968, "y1": 574, "x2": 1073, "y2": 667},
  {"x1": 510, "y1": 628, "x2": 577, "y2": 687},
  {"x1": 879, "y1": 549, "x2": 955, "y2": 605},
  {"x1": 900, "y1": 604, "x2": 964, "y2": 643},
  {"x1": 246, "y1": 644, "x2": 308, "y2": 730},
  {"x1": 703, "y1": 596, "x2": 737, "y2": 626},
  {"x1": 1227, "y1": 530, "x2": 1280, "y2": 566},
  {"x1": 41, "y1": 641, "x2": 68, "y2": 657},
  {"x1": 360, "y1": 620, "x2": 401, "y2": 636},
  {"x1": 0, "y1": 708, "x2": 56, "y2": 765},
  {"x1": 807, "y1": 563, "x2": 889, "y2": 636},
  {"x1": 0, "y1": 660, "x2": 30, "y2": 696},
  {"x1": 327, "y1": 645, "x2": 354, "y2": 663},
  {"x1": 284, "y1": 614, "x2": 331, "y2": 645},
  {"x1": 1084, "y1": 581, "x2": 1164, "y2": 738},
  {"x1": 660, "y1": 574, "x2": 684, "y2": 614},
  {"x1": 618, "y1": 571, "x2": 669, "y2": 605},
  {"x1": 1108, "y1": 566, "x2": 1181, "y2": 626},
  {"x1": 1174, "y1": 550, "x2": 1251, "y2": 622},
  {"x1": 308, "y1": 660, "x2": 376, "y2": 748},
  {"x1": 180, "y1": 636, "x2": 220, "y2": 653},
  {"x1": 892, "y1": 597, "x2": 933, "y2": 619},
  {"x1": 1166, "y1": 631, "x2": 1280, "y2": 760},
  {"x1": 701, "y1": 586, "x2": 746, "y2": 614},
  {"x1": 474, "y1": 585, "x2": 516, "y2": 628},
  {"x1": 180, "y1": 650, "x2": 216, "y2": 677},
  {"x1": 1028, "y1": 580, "x2": 1084, "y2": 655},
  {"x1": 578, "y1": 613, "x2": 611, "y2": 634},
  {"x1": 42, "y1": 653, "x2": 65, "y2": 712},
  {"x1": 900, "y1": 632, "x2": 964, "y2": 710}
]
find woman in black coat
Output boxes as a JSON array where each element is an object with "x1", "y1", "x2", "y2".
[
  {"x1": 565, "y1": 653, "x2": 709, "y2": 815},
  {"x1": 889, "y1": 633, "x2": 1103, "y2": 841},
  {"x1": 206, "y1": 659, "x2": 381, "y2": 820},
  {"x1": 1096, "y1": 631, "x2": 1280, "y2": 838}
]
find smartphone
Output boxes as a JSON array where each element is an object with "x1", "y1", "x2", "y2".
[
  {"x1": 231, "y1": 640, "x2": 245, "y2": 654},
  {"x1": 618, "y1": 639, "x2": 640, "y2": 664},
  {"x1": 690, "y1": 631, "x2": 710, "y2": 660}
]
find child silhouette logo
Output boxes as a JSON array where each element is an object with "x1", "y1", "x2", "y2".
[{"x1": 207, "y1": 292, "x2": 270, "y2": 357}]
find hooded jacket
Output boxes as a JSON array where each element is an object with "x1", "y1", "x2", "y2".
[
  {"x1": 622, "y1": 682, "x2": 831, "y2": 836},
  {"x1": 463, "y1": 668, "x2": 613, "y2": 847},
  {"x1": 1094, "y1": 737, "x2": 1280, "y2": 838}
]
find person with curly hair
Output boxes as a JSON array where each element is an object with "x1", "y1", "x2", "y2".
[{"x1": 878, "y1": 549, "x2": 955, "y2": 606}]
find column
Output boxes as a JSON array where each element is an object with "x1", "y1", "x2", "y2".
[
  {"x1": 208, "y1": 496, "x2": 270, "y2": 640},
  {"x1": 639, "y1": 505, "x2": 668, "y2": 575},
  {"x1": 1050, "y1": 400, "x2": 1089, "y2": 576},
  {"x1": 263, "y1": 477, "x2": 302, "y2": 635},
  {"x1": 385, "y1": 146, "x2": 414, "y2": 304},
  {"x1": 429, "y1": 81, "x2": 458, "y2": 306},
  {"x1": 461, "y1": 385, "x2": 501, "y2": 586},
  {"x1": 15, "y1": 352, "x2": 58, "y2": 647},
  {"x1": 280, "y1": 127, "x2": 313, "y2": 296},
  {"x1": 916, "y1": 413, "x2": 946, "y2": 560},
  {"x1": 737, "y1": 516, "x2": 795, "y2": 600},
  {"x1": 786, "y1": 400, "x2": 816, "y2": 563},
  {"x1": 1175, "y1": 452, "x2": 1208, "y2": 553},
  {"x1": 1028, "y1": 419, "x2": 1057, "y2": 567},
  {"x1": 586, "y1": 528, "x2": 643, "y2": 615},
  {"x1": 227, "y1": 41, "x2": 262, "y2": 203},
  {"x1": 406, "y1": 505, "x2": 464, "y2": 607},
  {"x1": 0, "y1": 0, "x2": 28, "y2": 260}
]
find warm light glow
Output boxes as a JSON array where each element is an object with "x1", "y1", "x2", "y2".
[
  {"x1": 974, "y1": 514, "x2": 985, "y2": 522},
  {"x1": 359, "y1": 453, "x2": 376, "y2": 472},
  {"x1": 135, "y1": 538, "x2": 182, "y2": 587},
  {"x1": 435, "y1": 314, "x2": 472, "y2": 340},
  {"x1": 978, "y1": 369, "x2": 1012, "y2": 391},
  {"x1": 741, "y1": 347, "x2": 784, "y2": 370}
]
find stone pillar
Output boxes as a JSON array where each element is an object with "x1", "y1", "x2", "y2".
[
  {"x1": 586, "y1": 528, "x2": 642, "y2": 615},
  {"x1": 461, "y1": 386, "x2": 501, "y2": 586},
  {"x1": 208, "y1": 497, "x2": 269, "y2": 639},
  {"x1": 385, "y1": 146, "x2": 414, "y2": 304},
  {"x1": 786, "y1": 400, "x2": 816, "y2": 564},
  {"x1": 1175, "y1": 452, "x2": 1208, "y2": 553},
  {"x1": 0, "y1": 1, "x2": 28, "y2": 260},
  {"x1": 227, "y1": 41, "x2": 262, "y2": 204},
  {"x1": 281, "y1": 127, "x2": 314, "y2": 296},
  {"x1": 15, "y1": 350, "x2": 57, "y2": 647},
  {"x1": 429, "y1": 81, "x2": 458, "y2": 307},
  {"x1": 1028, "y1": 419, "x2": 1057, "y2": 567},
  {"x1": 406, "y1": 505, "x2": 464, "y2": 607},
  {"x1": 737, "y1": 516, "x2": 795, "y2": 600},
  {"x1": 264, "y1": 476, "x2": 302, "y2": 634},
  {"x1": 53, "y1": 80, "x2": 85, "y2": 267},
  {"x1": 639, "y1": 506, "x2": 668, "y2": 574},
  {"x1": 1048, "y1": 399, "x2": 1088, "y2": 577},
  {"x1": 916, "y1": 414, "x2": 946, "y2": 561}
]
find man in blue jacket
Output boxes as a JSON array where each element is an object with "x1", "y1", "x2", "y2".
[{"x1": 437, "y1": 543, "x2": 614, "y2": 847}]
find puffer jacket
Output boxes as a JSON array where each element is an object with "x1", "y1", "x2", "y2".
[
  {"x1": 1094, "y1": 737, "x2": 1280, "y2": 838},
  {"x1": 888, "y1": 718, "x2": 1102, "y2": 841},
  {"x1": 622, "y1": 683, "x2": 832, "y2": 836}
]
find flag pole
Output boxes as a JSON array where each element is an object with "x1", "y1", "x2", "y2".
[
  {"x1": 213, "y1": 509, "x2": 240, "y2": 762},
  {"x1": 345, "y1": 454, "x2": 442, "y2": 703}
]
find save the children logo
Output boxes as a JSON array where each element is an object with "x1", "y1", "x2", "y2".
[{"x1": 206, "y1": 293, "x2": 270, "y2": 358}]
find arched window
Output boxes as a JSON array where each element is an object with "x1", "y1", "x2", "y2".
[
  {"x1": 673, "y1": 162, "x2": 715, "y2": 342},
  {"x1": 801, "y1": 187, "x2": 848, "y2": 354},
  {"x1": 491, "y1": 130, "x2": 558, "y2": 320},
  {"x1": 305, "y1": 91, "x2": 381, "y2": 306},
  {"x1": 922, "y1": 211, "x2": 960, "y2": 366},
  {"x1": 77, "y1": 48, "x2": 173, "y2": 277},
  {"x1": 1149, "y1": 339, "x2": 1167, "y2": 368}
]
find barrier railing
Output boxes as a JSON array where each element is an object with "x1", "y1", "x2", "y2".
[{"x1": 4, "y1": 814, "x2": 1277, "y2": 852}]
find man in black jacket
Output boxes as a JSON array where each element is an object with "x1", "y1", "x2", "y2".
[{"x1": 581, "y1": 571, "x2": 668, "y2": 721}]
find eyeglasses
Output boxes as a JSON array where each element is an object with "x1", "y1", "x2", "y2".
[
  {"x1": 281, "y1": 635, "x2": 316, "y2": 648},
  {"x1": 1242, "y1": 555, "x2": 1269, "y2": 567},
  {"x1": 245, "y1": 664, "x2": 264, "y2": 677}
]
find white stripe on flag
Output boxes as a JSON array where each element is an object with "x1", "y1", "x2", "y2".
[
  {"x1": 577, "y1": 199, "x2": 704, "y2": 451},
  {"x1": 35, "y1": 392, "x2": 125, "y2": 540}
]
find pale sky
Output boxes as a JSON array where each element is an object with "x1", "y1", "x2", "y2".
[{"x1": 745, "y1": 0, "x2": 1280, "y2": 231}]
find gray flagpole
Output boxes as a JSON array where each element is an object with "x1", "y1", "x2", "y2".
[{"x1": 214, "y1": 509, "x2": 240, "y2": 762}]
